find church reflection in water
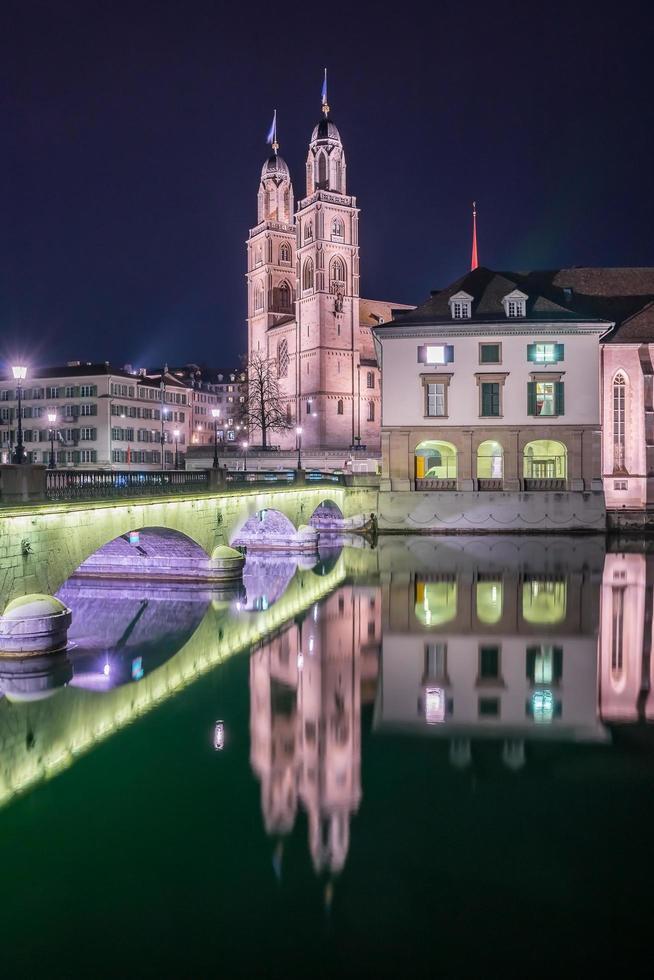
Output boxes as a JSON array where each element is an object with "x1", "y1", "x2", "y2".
[
  {"x1": 248, "y1": 540, "x2": 654, "y2": 876},
  {"x1": 249, "y1": 585, "x2": 380, "y2": 876}
]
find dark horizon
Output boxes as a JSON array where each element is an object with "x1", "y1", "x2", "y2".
[{"x1": 3, "y1": 0, "x2": 654, "y2": 371}]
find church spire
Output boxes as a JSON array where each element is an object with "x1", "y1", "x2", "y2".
[
  {"x1": 321, "y1": 68, "x2": 330, "y2": 116},
  {"x1": 471, "y1": 201, "x2": 479, "y2": 271},
  {"x1": 267, "y1": 109, "x2": 279, "y2": 154}
]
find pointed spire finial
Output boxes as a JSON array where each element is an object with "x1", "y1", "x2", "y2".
[
  {"x1": 267, "y1": 109, "x2": 279, "y2": 154},
  {"x1": 471, "y1": 201, "x2": 479, "y2": 271},
  {"x1": 321, "y1": 68, "x2": 330, "y2": 116}
]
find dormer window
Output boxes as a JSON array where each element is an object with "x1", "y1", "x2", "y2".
[
  {"x1": 502, "y1": 290, "x2": 528, "y2": 318},
  {"x1": 448, "y1": 291, "x2": 473, "y2": 320}
]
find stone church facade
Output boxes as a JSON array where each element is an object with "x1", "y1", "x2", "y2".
[{"x1": 246, "y1": 102, "x2": 411, "y2": 451}]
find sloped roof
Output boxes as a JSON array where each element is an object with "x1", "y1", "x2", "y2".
[{"x1": 385, "y1": 267, "x2": 597, "y2": 328}]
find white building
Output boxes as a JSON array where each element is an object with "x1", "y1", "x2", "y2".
[
  {"x1": 373, "y1": 268, "x2": 611, "y2": 494},
  {"x1": 0, "y1": 362, "x2": 191, "y2": 469}
]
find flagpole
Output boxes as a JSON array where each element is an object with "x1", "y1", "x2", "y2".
[
  {"x1": 471, "y1": 201, "x2": 479, "y2": 271},
  {"x1": 272, "y1": 108, "x2": 278, "y2": 154}
]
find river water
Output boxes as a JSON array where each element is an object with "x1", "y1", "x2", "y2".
[{"x1": 1, "y1": 534, "x2": 653, "y2": 978}]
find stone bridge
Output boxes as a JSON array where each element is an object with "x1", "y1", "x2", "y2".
[
  {"x1": 0, "y1": 484, "x2": 377, "y2": 608},
  {"x1": 0, "y1": 548, "x2": 375, "y2": 810}
]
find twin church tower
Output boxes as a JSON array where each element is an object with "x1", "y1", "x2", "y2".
[{"x1": 246, "y1": 84, "x2": 409, "y2": 451}]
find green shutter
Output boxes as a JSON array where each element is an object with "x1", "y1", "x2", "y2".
[
  {"x1": 555, "y1": 382, "x2": 565, "y2": 415},
  {"x1": 527, "y1": 381, "x2": 536, "y2": 415},
  {"x1": 527, "y1": 343, "x2": 537, "y2": 362},
  {"x1": 526, "y1": 648, "x2": 537, "y2": 679},
  {"x1": 553, "y1": 647, "x2": 563, "y2": 681},
  {"x1": 555, "y1": 343, "x2": 565, "y2": 361},
  {"x1": 445, "y1": 344, "x2": 455, "y2": 363}
]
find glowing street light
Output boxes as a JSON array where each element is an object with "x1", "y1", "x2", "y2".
[
  {"x1": 295, "y1": 425, "x2": 303, "y2": 470},
  {"x1": 47, "y1": 410, "x2": 57, "y2": 469},
  {"x1": 211, "y1": 408, "x2": 221, "y2": 469},
  {"x1": 11, "y1": 365, "x2": 27, "y2": 464}
]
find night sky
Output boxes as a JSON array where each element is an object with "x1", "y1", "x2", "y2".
[{"x1": 2, "y1": 0, "x2": 653, "y2": 371}]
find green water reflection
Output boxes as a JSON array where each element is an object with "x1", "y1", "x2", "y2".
[{"x1": 1, "y1": 536, "x2": 653, "y2": 978}]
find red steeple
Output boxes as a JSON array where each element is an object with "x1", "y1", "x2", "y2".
[{"x1": 471, "y1": 201, "x2": 479, "y2": 271}]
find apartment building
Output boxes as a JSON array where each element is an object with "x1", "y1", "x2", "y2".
[{"x1": 0, "y1": 362, "x2": 191, "y2": 469}]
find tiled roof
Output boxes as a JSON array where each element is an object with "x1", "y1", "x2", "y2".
[
  {"x1": 359, "y1": 298, "x2": 414, "y2": 328},
  {"x1": 386, "y1": 267, "x2": 591, "y2": 327}
]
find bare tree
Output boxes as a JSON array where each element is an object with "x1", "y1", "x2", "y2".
[{"x1": 242, "y1": 351, "x2": 292, "y2": 448}]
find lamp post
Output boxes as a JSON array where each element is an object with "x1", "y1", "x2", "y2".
[
  {"x1": 11, "y1": 365, "x2": 27, "y2": 464},
  {"x1": 174, "y1": 429, "x2": 180, "y2": 470},
  {"x1": 295, "y1": 425, "x2": 303, "y2": 471},
  {"x1": 211, "y1": 408, "x2": 221, "y2": 469},
  {"x1": 160, "y1": 407, "x2": 168, "y2": 471},
  {"x1": 242, "y1": 440, "x2": 248, "y2": 472},
  {"x1": 47, "y1": 410, "x2": 57, "y2": 469}
]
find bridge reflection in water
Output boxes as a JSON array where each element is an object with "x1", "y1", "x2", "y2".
[{"x1": 2, "y1": 536, "x2": 654, "y2": 883}]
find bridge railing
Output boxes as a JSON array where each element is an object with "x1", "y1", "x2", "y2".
[
  {"x1": 0, "y1": 465, "x2": 348, "y2": 505},
  {"x1": 45, "y1": 469, "x2": 210, "y2": 501}
]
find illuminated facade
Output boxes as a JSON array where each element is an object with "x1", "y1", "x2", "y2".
[
  {"x1": 249, "y1": 584, "x2": 379, "y2": 875},
  {"x1": 373, "y1": 268, "x2": 609, "y2": 492},
  {"x1": 247, "y1": 99, "x2": 411, "y2": 451}
]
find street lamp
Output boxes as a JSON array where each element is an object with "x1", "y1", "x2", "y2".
[
  {"x1": 11, "y1": 365, "x2": 27, "y2": 465},
  {"x1": 242, "y1": 440, "x2": 248, "y2": 471},
  {"x1": 174, "y1": 429, "x2": 180, "y2": 470},
  {"x1": 47, "y1": 410, "x2": 57, "y2": 469},
  {"x1": 295, "y1": 425, "x2": 303, "y2": 470},
  {"x1": 211, "y1": 408, "x2": 221, "y2": 469}
]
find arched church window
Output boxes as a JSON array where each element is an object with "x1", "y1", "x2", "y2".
[
  {"x1": 330, "y1": 257, "x2": 346, "y2": 285},
  {"x1": 304, "y1": 220, "x2": 313, "y2": 242},
  {"x1": 302, "y1": 258, "x2": 314, "y2": 292},
  {"x1": 254, "y1": 282, "x2": 264, "y2": 312},
  {"x1": 332, "y1": 217, "x2": 344, "y2": 240},
  {"x1": 317, "y1": 152, "x2": 328, "y2": 187},
  {"x1": 280, "y1": 241, "x2": 291, "y2": 264},
  {"x1": 613, "y1": 373, "x2": 627, "y2": 472},
  {"x1": 337, "y1": 399, "x2": 344, "y2": 415},
  {"x1": 278, "y1": 280, "x2": 291, "y2": 312}
]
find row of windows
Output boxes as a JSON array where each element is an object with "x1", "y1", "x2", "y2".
[
  {"x1": 111, "y1": 405, "x2": 185, "y2": 422},
  {"x1": 112, "y1": 449, "x2": 170, "y2": 464},
  {"x1": 448, "y1": 291, "x2": 528, "y2": 320},
  {"x1": 423, "y1": 379, "x2": 565, "y2": 418},
  {"x1": 111, "y1": 427, "x2": 186, "y2": 444},
  {"x1": 1, "y1": 403, "x2": 98, "y2": 421},
  {"x1": 418, "y1": 342, "x2": 565, "y2": 366},
  {"x1": 0, "y1": 384, "x2": 98, "y2": 401}
]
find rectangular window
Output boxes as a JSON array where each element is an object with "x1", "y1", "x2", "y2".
[
  {"x1": 418, "y1": 344, "x2": 454, "y2": 365},
  {"x1": 452, "y1": 302, "x2": 471, "y2": 319},
  {"x1": 478, "y1": 697, "x2": 500, "y2": 718},
  {"x1": 527, "y1": 343, "x2": 564, "y2": 363},
  {"x1": 480, "y1": 382, "x2": 501, "y2": 417},
  {"x1": 528, "y1": 381, "x2": 564, "y2": 416},
  {"x1": 479, "y1": 646, "x2": 500, "y2": 680},
  {"x1": 426, "y1": 383, "x2": 446, "y2": 417},
  {"x1": 367, "y1": 402, "x2": 375, "y2": 422},
  {"x1": 480, "y1": 343, "x2": 501, "y2": 364},
  {"x1": 367, "y1": 371, "x2": 375, "y2": 389},
  {"x1": 424, "y1": 643, "x2": 447, "y2": 680}
]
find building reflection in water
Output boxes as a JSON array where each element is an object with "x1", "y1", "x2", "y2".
[
  {"x1": 375, "y1": 539, "x2": 607, "y2": 762},
  {"x1": 249, "y1": 538, "x2": 654, "y2": 876},
  {"x1": 249, "y1": 585, "x2": 380, "y2": 877},
  {"x1": 599, "y1": 551, "x2": 654, "y2": 724}
]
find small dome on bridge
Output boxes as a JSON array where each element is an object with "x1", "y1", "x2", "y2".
[{"x1": 2, "y1": 594, "x2": 69, "y2": 620}]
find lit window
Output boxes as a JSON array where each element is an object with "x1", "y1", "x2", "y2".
[
  {"x1": 534, "y1": 343, "x2": 556, "y2": 363},
  {"x1": 425, "y1": 687, "x2": 446, "y2": 724}
]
